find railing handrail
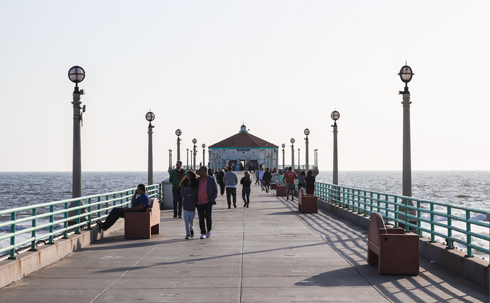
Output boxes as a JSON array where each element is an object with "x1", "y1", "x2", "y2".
[
  {"x1": 0, "y1": 186, "x2": 159, "y2": 215},
  {"x1": 0, "y1": 183, "x2": 162, "y2": 259},
  {"x1": 313, "y1": 181, "x2": 489, "y2": 258}
]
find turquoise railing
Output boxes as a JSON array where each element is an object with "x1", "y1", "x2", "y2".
[
  {"x1": 0, "y1": 184, "x2": 161, "y2": 259},
  {"x1": 314, "y1": 182, "x2": 489, "y2": 257}
]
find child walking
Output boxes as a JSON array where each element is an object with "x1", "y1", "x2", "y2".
[{"x1": 180, "y1": 170, "x2": 198, "y2": 239}]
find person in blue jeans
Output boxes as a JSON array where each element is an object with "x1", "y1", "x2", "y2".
[
  {"x1": 240, "y1": 171, "x2": 252, "y2": 207},
  {"x1": 96, "y1": 184, "x2": 149, "y2": 231},
  {"x1": 180, "y1": 170, "x2": 198, "y2": 239},
  {"x1": 169, "y1": 161, "x2": 186, "y2": 218}
]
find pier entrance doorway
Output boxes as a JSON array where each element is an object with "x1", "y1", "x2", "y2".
[
  {"x1": 239, "y1": 160, "x2": 246, "y2": 170},
  {"x1": 228, "y1": 160, "x2": 237, "y2": 170}
]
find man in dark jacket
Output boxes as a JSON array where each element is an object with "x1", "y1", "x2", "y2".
[
  {"x1": 197, "y1": 166, "x2": 218, "y2": 239},
  {"x1": 217, "y1": 168, "x2": 225, "y2": 196},
  {"x1": 169, "y1": 161, "x2": 186, "y2": 218},
  {"x1": 262, "y1": 168, "x2": 273, "y2": 193}
]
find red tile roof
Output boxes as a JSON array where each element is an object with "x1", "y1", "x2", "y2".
[{"x1": 209, "y1": 132, "x2": 278, "y2": 148}]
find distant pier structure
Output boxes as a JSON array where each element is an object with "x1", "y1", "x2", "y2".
[{"x1": 208, "y1": 125, "x2": 319, "y2": 175}]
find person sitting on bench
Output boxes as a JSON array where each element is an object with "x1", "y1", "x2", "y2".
[{"x1": 96, "y1": 184, "x2": 149, "y2": 231}]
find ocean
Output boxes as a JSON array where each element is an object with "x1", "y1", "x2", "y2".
[{"x1": 1, "y1": 171, "x2": 489, "y2": 258}]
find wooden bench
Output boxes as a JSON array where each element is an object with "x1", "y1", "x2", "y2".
[
  {"x1": 124, "y1": 198, "x2": 160, "y2": 239},
  {"x1": 276, "y1": 181, "x2": 286, "y2": 196},
  {"x1": 298, "y1": 187, "x2": 318, "y2": 213},
  {"x1": 367, "y1": 212, "x2": 419, "y2": 275},
  {"x1": 271, "y1": 182, "x2": 277, "y2": 190}
]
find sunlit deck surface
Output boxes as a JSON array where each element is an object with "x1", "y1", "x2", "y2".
[{"x1": 0, "y1": 174, "x2": 487, "y2": 302}]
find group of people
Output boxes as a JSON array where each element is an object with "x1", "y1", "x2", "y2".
[
  {"x1": 96, "y1": 162, "x2": 316, "y2": 240},
  {"x1": 282, "y1": 167, "x2": 316, "y2": 200}
]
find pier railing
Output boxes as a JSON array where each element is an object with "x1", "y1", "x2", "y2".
[
  {"x1": 0, "y1": 184, "x2": 161, "y2": 259},
  {"x1": 314, "y1": 182, "x2": 489, "y2": 257}
]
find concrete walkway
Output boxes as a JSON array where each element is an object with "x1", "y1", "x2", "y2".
[{"x1": 0, "y1": 174, "x2": 488, "y2": 302}]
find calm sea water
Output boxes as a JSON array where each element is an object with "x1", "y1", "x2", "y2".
[{"x1": 1, "y1": 171, "x2": 489, "y2": 257}]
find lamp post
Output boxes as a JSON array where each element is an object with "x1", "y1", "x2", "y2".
[
  {"x1": 399, "y1": 63, "x2": 414, "y2": 197},
  {"x1": 68, "y1": 66, "x2": 85, "y2": 198},
  {"x1": 282, "y1": 143, "x2": 285, "y2": 171},
  {"x1": 314, "y1": 149, "x2": 318, "y2": 168},
  {"x1": 304, "y1": 128, "x2": 310, "y2": 170},
  {"x1": 202, "y1": 144, "x2": 206, "y2": 167},
  {"x1": 145, "y1": 111, "x2": 155, "y2": 185},
  {"x1": 192, "y1": 139, "x2": 197, "y2": 170},
  {"x1": 298, "y1": 148, "x2": 300, "y2": 169},
  {"x1": 175, "y1": 129, "x2": 182, "y2": 161},
  {"x1": 290, "y1": 138, "x2": 295, "y2": 171},
  {"x1": 331, "y1": 110, "x2": 340, "y2": 185},
  {"x1": 186, "y1": 149, "x2": 189, "y2": 170},
  {"x1": 168, "y1": 149, "x2": 172, "y2": 173}
]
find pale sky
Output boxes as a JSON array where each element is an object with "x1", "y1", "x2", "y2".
[{"x1": 0, "y1": 1, "x2": 489, "y2": 172}]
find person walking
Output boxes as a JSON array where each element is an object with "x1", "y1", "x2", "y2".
[
  {"x1": 240, "y1": 171, "x2": 252, "y2": 207},
  {"x1": 223, "y1": 166, "x2": 238, "y2": 208},
  {"x1": 297, "y1": 171, "x2": 306, "y2": 194},
  {"x1": 262, "y1": 168, "x2": 272, "y2": 193},
  {"x1": 283, "y1": 167, "x2": 298, "y2": 201},
  {"x1": 217, "y1": 168, "x2": 225, "y2": 196},
  {"x1": 197, "y1": 166, "x2": 218, "y2": 239},
  {"x1": 180, "y1": 171, "x2": 198, "y2": 239},
  {"x1": 169, "y1": 161, "x2": 186, "y2": 218},
  {"x1": 259, "y1": 167, "x2": 265, "y2": 191},
  {"x1": 255, "y1": 169, "x2": 260, "y2": 185},
  {"x1": 306, "y1": 170, "x2": 316, "y2": 195}
]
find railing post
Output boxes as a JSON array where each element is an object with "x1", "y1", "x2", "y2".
[
  {"x1": 97, "y1": 196, "x2": 101, "y2": 219},
  {"x1": 76, "y1": 199, "x2": 81, "y2": 234},
  {"x1": 30, "y1": 208, "x2": 37, "y2": 251},
  {"x1": 417, "y1": 200, "x2": 421, "y2": 236},
  {"x1": 49, "y1": 205, "x2": 54, "y2": 244},
  {"x1": 63, "y1": 202, "x2": 69, "y2": 239},
  {"x1": 404, "y1": 197, "x2": 409, "y2": 232},
  {"x1": 384, "y1": 194, "x2": 389, "y2": 225},
  {"x1": 87, "y1": 198, "x2": 93, "y2": 230},
  {"x1": 466, "y1": 210, "x2": 472, "y2": 257},
  {"x1": 10, "y1": 212, "x2": 16, "y2": 259},
  {"x1": 394, "y1": 196, "x2": 398, "y2": 228},
  {"x1": 430, "y1": 203, "x2": 435, "y2": 242},
  {"x1": 447, "y1": 206, "x2": 453, "y2": 249}
]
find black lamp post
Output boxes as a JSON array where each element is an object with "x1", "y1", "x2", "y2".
[
  {"x1": 304, "y1": 128, "x2": 310, "y2": 170},
  {"x1": 192, "y1": 138, "x2": 197, "y2": 170},
  {"x1": 146, "y1": 111, "x2": 155, "y2": 185},
  {"x1": 68, "y1": 66, "x2": 85, "y2": 199},
  {"x1": 202, "y1": 144, "x2": 206, "y2": 167},
  {"x1": 398, "y1": 63, "x2": 414, "y2": 197},
  {"x1": 175, "y1": 129, "x2": 182, "y2": 161},
  {"x1": 186, "y1": 148, "x2": 189, "y2": 170},
  {"x1": 290, "y1": 138, "x2": 295, "y2": 170},
  {"x1": 331, "y1": 111, "x2": 340, "y2": 185},
  {"x1": 282, "y1": 143, "x2": 285, "y2": 171}
]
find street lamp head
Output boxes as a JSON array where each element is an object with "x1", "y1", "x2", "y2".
[
  {"x1": 192, "y1": 138, "x2": 197, "y2": 144},
  {"x1": 331, "y1": 111, "x2": 340, "y2": 121},
  {"x1": 282, "y1": 143, "x2": 285, "y2": 148},
  {"x1": 146, "y1": 111, "x2": 155, "y2": 122},
  {"x1": 290, "y1": 138, "x2": 295, "y2": 144},
  {"x1": 202, "y1": 144, "x2": 206, "y2": 148},
  {"x1": 304, "y1": 128, "x2": 310, "y2": 136},
  {"x1": 68, "y1": 66, "x2": 85, "y2": 84},
  {"x1": 398, "y1": 64, "x2": 414, "y2": 83},
  {"x1": 175, "y1": 129, "x2": 182, "y2": 136}
]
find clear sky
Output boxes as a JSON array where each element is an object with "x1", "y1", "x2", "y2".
[{"x1": 0, "y1": 1, "x2": 489, "y2": 172}]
